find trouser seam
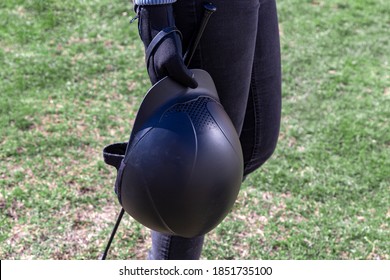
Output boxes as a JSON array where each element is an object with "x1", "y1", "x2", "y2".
[
  {"x1": 163, "y1": 235, "x2": 172, "y2": 260},
  {"x1": 245, "y1": 65, "x2": 262, "y2": 174}
]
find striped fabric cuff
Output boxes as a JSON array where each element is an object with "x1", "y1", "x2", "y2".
[{"x1": 133, "y1": 0, "x2": 176, "y2": 5}]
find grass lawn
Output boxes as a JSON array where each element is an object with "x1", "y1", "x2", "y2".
[{"x1": 0, "y1": 0, "x2": 389, "y2": 259}]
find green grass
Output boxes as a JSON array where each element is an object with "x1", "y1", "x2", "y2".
[{"x1": 0, "y1": 0, "x2": 389, "y2": 260}]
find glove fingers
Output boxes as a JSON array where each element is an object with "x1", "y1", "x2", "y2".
[
  {"x1": 149, "y1": 59, "x2": 198, "y2": 89},
  {"x1": 149, "y1": 37, "x2": 198, "y2": 88},
  {"x1": 167, "y1": 63, "x2": 198, "y2": 89}
]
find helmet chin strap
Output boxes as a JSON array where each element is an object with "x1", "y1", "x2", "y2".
[{"x1": 99, "y1": 208, "x2": 125, "y2": 260}]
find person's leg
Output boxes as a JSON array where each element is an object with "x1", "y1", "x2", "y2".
[
  {"x1": 148, "y1": 0, "x2": 261, "y2": 260},
  {"x1": 240, "y1": 0, "x2": 282, "y2": 175},
  {"x1": 183, "y1": 0, "x2": 261, "y2": 134},
  {"x1": 148, "y1": 231, "x2": 205, "y2": 260},
  {"x1": 147, "y1": 0, "x2": 282, "y2": 259},
  {"x1": 145, "y1": 1, "x2": 209, "y2": 260},
  {"x1": 176, "y1": 0, "x2": 281, "y2": 175}
]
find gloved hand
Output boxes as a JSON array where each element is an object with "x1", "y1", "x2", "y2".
[{"x1": 136, "y1": 4, "x2": 198, "y2": 88}]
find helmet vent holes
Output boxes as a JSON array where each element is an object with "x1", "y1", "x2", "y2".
[{"x1": 164, "y1": 97, "x2": 217, "y2": 131}]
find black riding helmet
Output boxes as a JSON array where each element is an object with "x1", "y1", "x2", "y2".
[{"x1": 103, "y1": 69, "x2": 243, "y2": 238}]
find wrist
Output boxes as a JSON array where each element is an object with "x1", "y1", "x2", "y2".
[{"x1": 138, "y1": 4, "x2": 176, "y2": 44}]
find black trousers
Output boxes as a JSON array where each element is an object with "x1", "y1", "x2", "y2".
[{"x1": 149, "y1": 0, "x2": 282, "y2": 259}]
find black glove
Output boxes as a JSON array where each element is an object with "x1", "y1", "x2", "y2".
[{"x1": 136, "y1": 4, "x2": 198, "y2": 88}]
